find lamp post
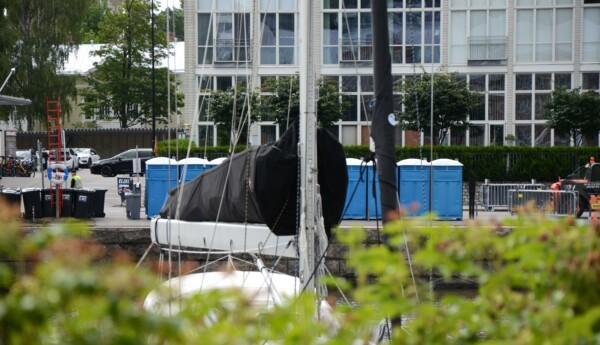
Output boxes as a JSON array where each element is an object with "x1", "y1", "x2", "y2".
[{"x1": 151, "y1": 0, "x2": 157, "y2": 155}]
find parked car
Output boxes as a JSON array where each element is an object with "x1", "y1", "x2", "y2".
[
  {"x1": 74, "y1": 148, "x2": 101, "y2": 168},
  {"x1": 15, "y1": 150, "x2": 33, "y2": 164},
  {"x1": 90, "y1": 148, "x2": 153, "y2": 177},
  {"x1": 48, "y1": 148, "x2": 79, "y2": 170}
]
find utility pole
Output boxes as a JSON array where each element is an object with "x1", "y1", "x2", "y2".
[{"x1": 151, "y1": 0, "x2": 157, "y2": 155}]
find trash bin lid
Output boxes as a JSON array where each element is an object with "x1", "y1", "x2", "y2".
[
  {"x1": 145, "y1": 157, "x2": 178, "y2": 166},
  {"x1": 1, "y1": 188, "x2": 21, "y2": 194},
  {"x1": 209, "y1": 157, "x2": 228, "y2": 165},
  {"x1": 22, "y1": 188, "x2": 40, "y2": 192},
  {"x1": 432, "y1": 158, "x2": 463, "y2": 166},
  {"x1": 179, "y1": 157, "x2": 209, "y2": 165},
  {"x1": 345, "y1": 158, "x2": 363, "y2": 166},
  {"x1": 397, "y1": 158, "x2": 430, "y2": 166}
]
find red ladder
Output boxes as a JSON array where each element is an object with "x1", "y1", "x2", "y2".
[{"x1": 46, "y1": 97, "x2": 63, "y2": 217}]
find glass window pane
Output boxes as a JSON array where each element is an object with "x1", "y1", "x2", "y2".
[
  {"x1": 470, "y1": 11, "x2": 486, "y2": 37},
  {"x1": 489, "y1": 10, "x2": 506, "y2": 37},
  {"x1": 516, "y1": 125, "x2": 532, "y2": 147},
  {"x1": 198, "y1": 0, "x2": 213, "y2": 11},
  {"x1": 217, "y1": 0, "x2": 233, "y2": 11},
  {"x1": 198, "y1": 125, "x2": 214, "y2": 146},
  {"x1": 342, "y1": 76, "x2": 357, "y2": 92},
  {"x1": 471, "y1": 94, "x2": 486, "y2": 120},
  {"x1": 324, "y1": 47, "x2": 338, "y2": 64},
  {"x1": 490, "y1": 125, "x2": 504, "y2": 146},
  {"x1": 342, "y1": 95, "x2": 358, "y2": 121},
  {"x1": 534, "y1": 94, "x2": 551, "y2": 120},
  {"x1": 406, "y1": 12, "x2": 422, "y2": 44},
  {"x1": 554, "y1": 130, "x2": 571, "y2": 146},
  {"x1": 360, "y1": 95, "x2": 374, "y2": 121},
  {"x1": 451, "y1": 0, "x2": 467, "y2": 7},
  {"x1": 261, "y1": 47, "x2": 276, "y2": 64},
  {"x1": 261, "y1": 14, "x2": 276, "y2": 46},
  {"x1": 555, "y1": 9, "x2": 572, "y2": 62},
  {"x1": 324, "y1": 0, "x2": 339, "y2": 9},
  {"x1": 469, "y1": 74, "x2": 486, "y2": 91},
  {"x1": 534, "y1": 125, "x2": 551, "y2": 147},
  {"x1": 450, "y1": 11, "x2": 467, "y2": 64},
  {"x1": 535, "y1": 73, "x2": 552, "y2": 90},
  {"x1": 198, "y1": 14, "x2": 213, "y2": 45},
  {"x1": 216, "y1": 76, "x2": 232, "y2": 90},
  {"x1": 279, "y1": 0, "x2": 296, "y2": 11},
  {"x1": 341, "y1": 126, "x2": 357, "y2": 145},
  {"x1": 535, "y1": 10, "x2": 553, "y2": 62},
  {"x1": 489, "y1": 74, "x2": 505, "y2": 91},
  {"x1": 451, "y1": 127, "x2": 466, "y2": 146},
  {"x1": 555, "y1": 73, "x2": 571, "y2": 89},
  {"x1": 407, "y1": 0, "x2": 422, "y2": 7},
  {"x1": 489, "y1": 94, "x2": 505, "y2": 121},
  {"x1": 344, "y1": 0, "x2": 358, "y2": 8},
  {"x1": 469, "y1": 125, "x2": 485, "y2": 146},
  {"x1": 583, "y1": 8, "x2": 600, "y2": 62},
  {"x1": 360, "y1": 76, "x2": 373, "y2": 92},
  {"x1": 361, "y1": 0, "x2": 371, "y2": 8},
  {"x1": 279, "y1": 47, "x2": 294, "y2": 64},
  {"x1": 405, "y1": 46, "x2": 421, "y2": 63},
  {"x1": 582, "y1": 73, "x2": 600, "y2": 90},
  {"x1": 515, "y1": 94, "x2": 532, "y2": 120},
  {"x1": 261, "y1": 125, "x2": 277, "y2": 145},
  {"x1": 324, "y1": 13, "x2": 338, "y2": 45},
  {"x1": 279, "y1": 14, "x2": 295, "y2": 46},
  {"x1": 516, "y1": 74, "x2": 532, "y2": 90},
  {"x1": 389, "y1": 13, "x2": 403, "y2": 45},
  {"x1": 516, "y1": 10, "x2": 534, "y2": 62}
]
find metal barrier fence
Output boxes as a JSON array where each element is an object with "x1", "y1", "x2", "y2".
[
  {"x1": 481, "y1": 183, "x2": 546, "y2": 211},
  {"x1": 508, "y1": 190, "x2": 578, "y2": 216}
]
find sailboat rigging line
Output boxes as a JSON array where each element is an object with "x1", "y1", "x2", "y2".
[
  {"x1": 402, "y1": 224, "x2": 420, "y2": 303},
  {"x1": 135, "y1": 243, "x2": 156, "y2": 269},
  {"x1": 340, "y1": 161, "x2": 369, "y2": 218},
  {"x1": 339, "y1": 3, "x2": 373, "y2": 137},
  {"x1": 323, "y1": 265, "x2": 351, "y2": 306},
  {"x1": 370, "y1": 159, "x2": 382, "y2": 244},
  {"x1": 285, "y1": 76, "x2": 294, "y2": 129}
]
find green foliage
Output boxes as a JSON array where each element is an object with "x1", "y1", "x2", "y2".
[
  {"x1": 156, "y1": 140, "x2": 244, "y2": 159},
  {"x1": 400, "y1": 73, "x2": 477, "y2": 145},
  {"x1": 259, "y1": 76, "x2": 347, "y2": 130},
  {"x1": 344, "y1": 145, "x2": 600, "y2": 181},
  {"x1": 158, "y1": 6, "x2": 184, "y2": 42},
  {"x1": 80, "y1": 0, "x2": 110, "y2": 43},
  {"x1": 157, "y1": 138, "x2": 197, "y2": 159},
  {"x1": 545, "y1": 88, "x2": 600, "y2": 147},
  {"x1": 205, "y1": 88, "x2": 259, "y2": 146},
  {"x1": 80, "y1": 0, "x2": 184, "y2": 128},
  {"x1": 0, "y1": 0, "x2": 94, "y2": 130}
]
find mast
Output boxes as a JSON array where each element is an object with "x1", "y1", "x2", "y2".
[
  {"x1": 371, "y1": 0, "x2": 398, "y2": 223},
  {"x1": 298, "y1": 0, "x2": 318, "y2": 292}
]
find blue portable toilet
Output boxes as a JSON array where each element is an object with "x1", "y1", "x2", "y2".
[
  {"x1": 431, "y1": 159, "x2": 463, "y2": 220},
  {"x1": 179, "y1": 157, "x2": 210, "y2": 183},
  {"x1": 343, "y1": 158, "x2": 368, "y2": 219},
  {"x1": 397, "y1": 159, "x2": 431, "y2": 216},
  {"x1": 145, "y1": 157, "x2": 178, "y2": 218},
  {"x1": 366, "y1": 161, "x2": 382, "y2": 220}
]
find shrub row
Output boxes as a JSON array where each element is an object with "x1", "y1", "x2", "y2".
[{"x1": 157, "y1": 140, "x2": 600, "y2": 182}]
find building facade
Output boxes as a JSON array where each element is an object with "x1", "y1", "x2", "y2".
[{"x1": 183, "y1": 0, "x2": 600, "y2": 147}]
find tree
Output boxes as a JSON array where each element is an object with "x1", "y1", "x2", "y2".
[
  {"x1": 0, "y1": 0, "x2": 94, "y2": 130},
  {"x1": 158, "y1": 6, "x2": 184, "y2": 42},
  {"x1": 545, "y1": 88, "x2": 600, "y2": 147},
  {"x1": 80, "y1": 0, "x2": 183, "y2": 128},
  {"x1": 259, "y1": 76, "x2": 347, "y2": 130},
  {"x1": 206, "y1": 87, "x2": 259, "y2": 146},
  {"x1": 80, "y1": 0, "x2": 110, "y2": 43},
  {"x1": 400, "y1": 73, "x2": 477, "y2": 145}
]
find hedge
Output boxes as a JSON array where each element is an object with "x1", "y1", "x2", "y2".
[{"x1": 157, "y1": 140, "x2": 600, "y2": 182}]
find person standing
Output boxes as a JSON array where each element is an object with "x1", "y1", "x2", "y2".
[{"x1": 70, "y1": 170, "x2": 83, "y2": 189}]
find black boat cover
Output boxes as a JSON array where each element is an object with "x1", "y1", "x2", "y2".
[{"x1": 160, "y1": 122, "x2": 348, "y2": 236}]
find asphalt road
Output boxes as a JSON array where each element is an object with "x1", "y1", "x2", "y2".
[{"x1": 1, "y1": 168, "x2": 150, "y2": 228}]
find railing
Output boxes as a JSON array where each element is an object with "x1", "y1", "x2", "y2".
[
  {"x1": 508, "y1": 189, "x2": 578, "y2": 216},
  {"x1": 481, "y1": 182, "x2": 546, "y2": 211},
  {"x1": 468, "y1": 36, "x2": 507, "y2": 61}
]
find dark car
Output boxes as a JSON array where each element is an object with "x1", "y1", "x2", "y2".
[{"x1": 90, "y1": 148, "x2": 153, "y2": 177}]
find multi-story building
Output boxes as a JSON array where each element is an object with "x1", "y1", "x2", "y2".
[{"x1": 183, "y1": 0, "x2": 600, "y2": 147}]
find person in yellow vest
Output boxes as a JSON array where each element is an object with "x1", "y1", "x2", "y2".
[{"x1": 70, "y1": 170, "x2": 83, "y2": 189}]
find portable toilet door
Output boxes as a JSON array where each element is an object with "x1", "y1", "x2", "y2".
[
  {"x1": 366, "y1": 161, "x2": 382, "y2": 220},
  {"x1": 145, "y1": 157, "x2": 178, "y2": 218},
  {"x1": 343, "y1": 158, "x2": 368, "y2": 219},
  {"x1": 397, "y1": 159, "x2": 430, "y2": 216},
  {"x1": 431, "y1": 159, "x2": 463, "y2": 220},
  {"x1": 179, "y1": 157, "x2": 210, "y2": 183}
]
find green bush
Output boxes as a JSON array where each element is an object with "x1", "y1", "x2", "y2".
[{"x1": 159, "y1": 140, "x2": 599, "y2": 182}]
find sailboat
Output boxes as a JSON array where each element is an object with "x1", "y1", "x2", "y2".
[{"x1": 143, "y1": 0, "x2": 399, "y2": 333}]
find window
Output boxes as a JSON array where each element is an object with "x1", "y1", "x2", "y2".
[
  {"x1": 582, "y1": 72, "x2": 600, "y2": 90},
  {"x1": 583, "y1": 7, "x2": 600, "y2": 62},
  {"x1": 450, "y1": 1, "x2": 506, "y2": 65},
  {"x1": 469, "y1": 125, "x2": 485, "y2": 146},
  {"x1": 323, "y1": 1, "x2": 439, "y2": 64},
  {"x1": 197, "y1": 13, "x2": 214, "y2": 64},
  {"x1": 260, "y1": 0, "x2": 296, "y2": 65},
  {"x1": 216, "y1": 13, "x2": 251, "y2": 62},
  {"x1": 515, "y1": 3, "x2": 573, "y2": 62},
  {"x1": 465, "y1": 74, "x2": 505, "y2": 145},
  {"x1": 515, "y1": 72, "x2": 570, "y2": 146}
]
